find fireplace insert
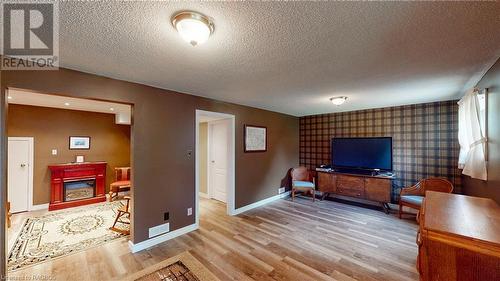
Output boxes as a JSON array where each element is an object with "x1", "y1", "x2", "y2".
[{"x1": 63, "y1": 178, "x2": 96, "y2": 202}]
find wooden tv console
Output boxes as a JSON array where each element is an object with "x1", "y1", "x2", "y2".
[{"x1": 316, "y1": 170, "x2": 394, "y2": 213}]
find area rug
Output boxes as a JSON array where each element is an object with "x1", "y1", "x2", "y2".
[
  {"x1": 8, "y1": 200, "x2": 129, "y2": 271},
  {"x1": 117, "y1": 252, "x2": 220, "y2": 281}
]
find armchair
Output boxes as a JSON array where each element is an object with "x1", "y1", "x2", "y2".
[
  {"x1": 291, "y1": 167, "x2": 316, "y2": 202},
  {"x1": 109, "y1": 167, "x2": 131, "y2": 202},
  {"x1": 399, "y1": 178, "x2": 453, "y2": 219}
]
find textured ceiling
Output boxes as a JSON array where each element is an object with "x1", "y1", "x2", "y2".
[{"x1": 57, "y1": 1, "x2": 500, "y2": 116}]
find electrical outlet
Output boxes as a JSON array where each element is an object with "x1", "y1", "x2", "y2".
[
  {"x1": 187, "y1": 208, "x2": 192, "y2": 216},
  {"x1": 278, "y1": 187, "x2": 286, "y2": 194},
  {"x1": 164, "y1": 212, "x2": 169, "y2": 221}
]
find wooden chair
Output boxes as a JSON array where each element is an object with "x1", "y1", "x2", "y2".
[
  {"x1": 399, "y1": 178, "x2": 453, "y2": 219},
  {"x1": 291, "y1": 167, "x2": 316, "y2": 202},
  {"x1": 109, "y1": 167, "x2": 131, "y2": 202},
  {"x1": 110, "y1": 196, "x2": 131, "y2": 235}
]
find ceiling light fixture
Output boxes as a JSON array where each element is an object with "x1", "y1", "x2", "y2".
[
  {"x1": 64, "y1": 102, "x2": 70, "y2": 106},
  {"x1": 7, "y1": 96, "x2": 12, "y2": 100},
  {"x1": 110, "y1": 107, "x2": 115, "y2": 111},
  {"x1": 171, "y1": 11, "x2": 214, "y2": 46},
  {"x1": 330, "y1": 96, "x2": 348, "y2": 106}
]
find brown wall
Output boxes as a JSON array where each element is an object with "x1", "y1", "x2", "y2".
[
  {"x1": 7, "y1": 104, "x2": 131, "y2": 205},
  {"x1": 300, "y1": 100, "x2": 461, "y2": 200},
  {"x1": 1, "y1": 68, "x2": 299, "y2": 243},
  {"x1": 462, "y1": 58, "x2": 500, "y2": 203}
]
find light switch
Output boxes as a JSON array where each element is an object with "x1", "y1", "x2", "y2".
[{"x1": 52, "y1": 149, "x2": 57, "y2": 155}]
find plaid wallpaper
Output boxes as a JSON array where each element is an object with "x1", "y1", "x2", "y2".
[{"x1": 299, "y1": 100, "x2": 461, "y2": 193}]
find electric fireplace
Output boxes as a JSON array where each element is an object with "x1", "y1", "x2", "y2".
[
  {"x1": 64, "y1": 178, "x2": 96, "y2": 201},
  {"x1": 48, "y1": 162, "x2": 107, "y2": 210}
]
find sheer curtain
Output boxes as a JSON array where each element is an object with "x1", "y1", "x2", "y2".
[{"x1": 457, "y1": 89, "x2": 487, "y2": 180}]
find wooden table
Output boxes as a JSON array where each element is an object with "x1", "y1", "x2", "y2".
[{"x1": 418, "y1": 191, "x2": 500, "y2": 281}]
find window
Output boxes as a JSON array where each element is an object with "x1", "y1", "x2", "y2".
[
  {"x1": 478, "y1": 90, "x2": 486, "y2": 131},
  {"x1": 457, "y1": 88, "x2": 488, "y2": 180}
]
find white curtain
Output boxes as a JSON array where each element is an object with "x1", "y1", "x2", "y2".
[{"x1": 457, "y1": 89, "x2": 487, "y2": 180}]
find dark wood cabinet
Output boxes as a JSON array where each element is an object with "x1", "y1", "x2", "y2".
[
  {"x1": 364, "y1": 177, "x2": 391, "y2": 202},
  {"x1": 418, "y1": 192, "x2": 500, "y2": 281},
  {"x1": 316, "y1": 171, "x2": 393, "y2": 212},
  {"x1": 317, "y1": 172, "x2": 336, "y2": 193}
]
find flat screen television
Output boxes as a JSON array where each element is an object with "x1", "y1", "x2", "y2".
[{"x1": 331, "y1": 137, "x2": 393, "y2": 172}]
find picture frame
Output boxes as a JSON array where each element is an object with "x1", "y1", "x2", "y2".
[
  {"x1": 244, "y1": 125, "x2": 267, "y2": 152},
  {"x1": 69, "y1": 136, "x2": 91, "y2": 150}
]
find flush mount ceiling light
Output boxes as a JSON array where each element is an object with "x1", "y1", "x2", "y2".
[
  {"x1": 330, "y1": 96, "x2": 348, "y2": 106},
  {"x1": 172, "y1": 11, "x2": 214, "y2": 46}
]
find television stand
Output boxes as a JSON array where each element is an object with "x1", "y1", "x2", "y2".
[{"x1": 316, "y1": 169, "x2": 395, "y2": 213}]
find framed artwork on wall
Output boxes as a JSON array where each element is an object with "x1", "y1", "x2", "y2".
[
  {"x1": 69, "y1": 136, "x2": 91, "y2": 150},
  {"x1": 244, "y1": 125, "x2": 267, "y2": 152}
]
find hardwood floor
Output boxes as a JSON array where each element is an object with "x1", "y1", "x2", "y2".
[{"x1": 7, "y1": 197, "x2": 419, "y2": 281}]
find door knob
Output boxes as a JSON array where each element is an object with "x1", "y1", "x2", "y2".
[{"x1": 20, "y1": 164, "x2": 26, "y2": 168}]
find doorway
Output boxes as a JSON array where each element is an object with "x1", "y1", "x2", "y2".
[
  {"x1": 5, "y1": 88, "x2": 134, "y2": 272},
  {"x1": 7, "y1": 137, "x2": 34, "y2": 213},
  {"x1": 195, "y1": 110, "x2": 236, "y2": 227}
]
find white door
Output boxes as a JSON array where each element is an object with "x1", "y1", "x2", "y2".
[
  {"x1": 8, "y1": 138, "x2": 33, "y2": 213},
  {"x1": 209, "y1": 121, "x2": 228, "y2": 203}
]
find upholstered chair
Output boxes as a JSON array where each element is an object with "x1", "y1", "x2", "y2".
[
  {"x1": 399, "y1": 178, "x2": 453, "y2": 219},
  {"x1": 291, "y1": 167, "x2": 316, "y2": 202},
  {"x1": 109, "y1": 167, "x2": 131, "y2": 202}
]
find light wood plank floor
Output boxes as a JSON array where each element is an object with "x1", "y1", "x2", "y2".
[{"x1": 7, "y1": 197, "x2": 419, "y2": 281}]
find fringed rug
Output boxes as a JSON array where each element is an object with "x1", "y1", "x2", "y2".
[
  {"x1": 8, "y1": 200, "x2": 129, "y2": 271},
  {"x1": 117, "y1": 252, "x2": 220, "y2": 281}
]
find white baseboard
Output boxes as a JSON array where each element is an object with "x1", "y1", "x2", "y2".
[
  {"x1": 231, "y1": 191, "x2": 290, "y2": 215},
  {"x1": 128, "y1": 223, "x2": 198, "y2": 253},
  {"x1": 29, "y1": 203, "x2": 49, "y2": 211},
  {"x1": 198, "y1": 192, "x2": 209, "y2": 199}
]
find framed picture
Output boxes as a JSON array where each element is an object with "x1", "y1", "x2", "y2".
[
  {"x1": 244, "y1": 125, "x2": 267, "y2": 152},
  {"x1": 69, "y1": 136, "x2": 91, "y2": 150}
]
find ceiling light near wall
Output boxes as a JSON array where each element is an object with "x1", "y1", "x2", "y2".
[
  {"x1": 330, "y1": 96, "x2": 348, "y2": 106},
  {"x1": 172, "y1": 11, "x2": 214, "y2": 46},
  {"x1": 110, "y1": 107, "x2": 115, "y2": 111},
  {"x1": 64, "y1": 102, "x2": 70, "y2": 106},
  {"x1": 7, "y1": 96, "x2": 12, "y2": 100}
]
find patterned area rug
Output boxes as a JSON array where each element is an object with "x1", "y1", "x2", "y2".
[
  {"x1": 8, "y1": 200, "x2": 129, "y2": 271},
  {"x1": 116, "y1": 252, "x2": 220, "y2": 281}
]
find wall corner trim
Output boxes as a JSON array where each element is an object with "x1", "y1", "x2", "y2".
[
  {"x1": 231, "y1": 191, "x2": 291, "y2": 216},
  {"x1": 128, "y1": 223, "x2": 198, "y2": 253}
]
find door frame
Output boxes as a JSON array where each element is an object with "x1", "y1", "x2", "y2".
[
  {"x1": 7, "y1": 137, "x2": 34, "y2": 212},
  {"x1": 195, "y1": 110, "x2": 236, "y2": 227},
  {"x1": 207, "y1": 119, "x2": 230, "y2": 202}
]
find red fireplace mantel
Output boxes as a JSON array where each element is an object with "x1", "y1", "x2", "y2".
[{"x1": 48, "y1": 162, "x2": 107, "y2": 211}]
